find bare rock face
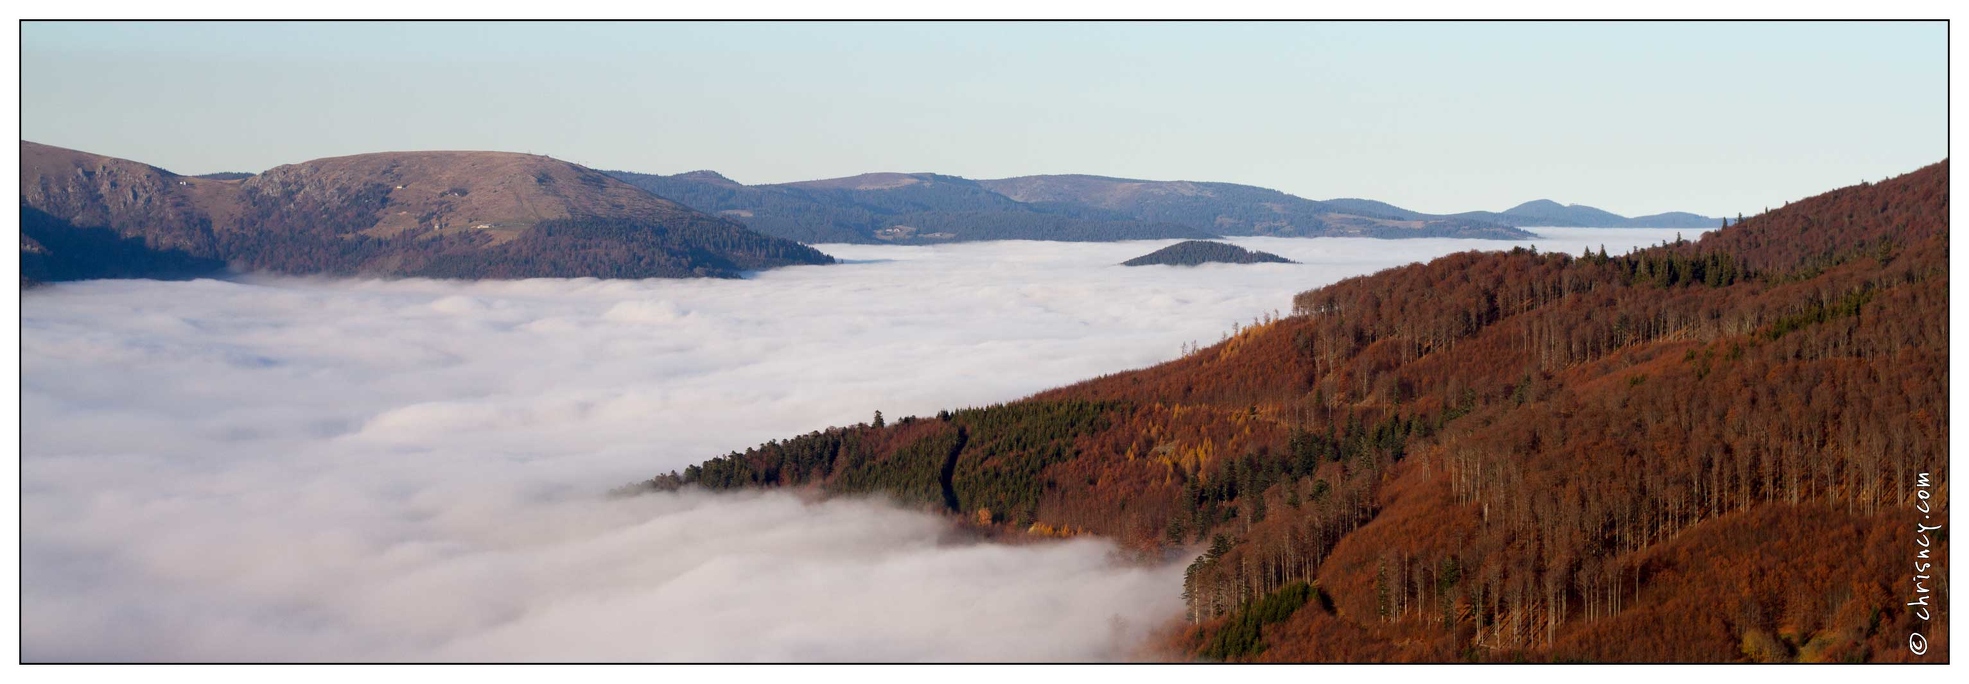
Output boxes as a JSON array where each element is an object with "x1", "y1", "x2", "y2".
[{"x1": 21, "y1": 142, "x2": 218, "y2": 256}]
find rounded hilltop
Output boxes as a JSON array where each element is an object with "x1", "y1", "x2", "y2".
[{"x1": 1121, "y1": 240, "x2": 1296, "y2": 267}]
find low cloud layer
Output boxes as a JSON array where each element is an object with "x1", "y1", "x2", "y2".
[{"x1": 20, "y1": 229, "x2": 1695, "y2": 661}]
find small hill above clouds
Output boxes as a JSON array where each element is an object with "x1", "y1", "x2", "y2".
[
  {"x1": 1121, "y1": 240, "x2": 1297, "y2": 267},
  {"x1": 19, "y1": 141, "x2": 833, "y2": 282}
]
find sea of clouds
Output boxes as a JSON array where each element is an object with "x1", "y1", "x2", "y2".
[{"x1": 18, "y1": 228, "x2": 1696, "y2": 662}]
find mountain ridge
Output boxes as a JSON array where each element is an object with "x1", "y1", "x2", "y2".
[
  {"x1": 962, "y1": 173, "x2": 1531, "y2": 240},
  {"x1": 607, "y1": 169, "x2": 1217, "y2": 244},
  {"x1": 1324, "y1": 196, "x2": 1719, "y2": 229},
  {"x1": 612, "y1": 166, "x2": 1716, "y2": 245},
  {"x1": 19, "y1": 141, "x2": 834, "y2": 282}
]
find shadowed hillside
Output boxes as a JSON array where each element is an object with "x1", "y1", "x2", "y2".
[{"x1": 645, "y1": 160, "x2": 1949, "y2": 662}]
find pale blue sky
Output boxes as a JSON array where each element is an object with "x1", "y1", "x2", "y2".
[{"x1": 21, "y1": 21, "x2": 1947, "y2": 216}]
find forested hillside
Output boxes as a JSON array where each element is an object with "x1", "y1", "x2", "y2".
[
  {"x1": 19, "y1": 141, "x2": 833, "y2": 281},
  {"x1": 645, "y1": 160, "x2": 1949, "y2": 662},
  {"x1": 1123, "y1": 241, "x2": 1296, "y2": 266}
]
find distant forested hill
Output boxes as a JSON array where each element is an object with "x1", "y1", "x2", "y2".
[
  {"x1": 610, "y1": 168, "x2": 1717, "y2": 245},
  {"x1": 1123, "y1": 241, "x2": 1296, "y2": 266},
  {"x1": 606, "y1": 169, "x2": 1215, "y2": 244},
  {"x1": 20, "y1": 141, "x2": 832, "y2": 282},
  {"x1": 644, "y1": 160, "x2": 1948, "y2": 662},
  {"x1": 981, "y1": 175, "x2": 1532, "y2": 239},
  {"x1": 1323, "y1": 197, "x2": 1721, "y2": 229}
]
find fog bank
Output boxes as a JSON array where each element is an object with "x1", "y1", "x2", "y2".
[{"x1": 19, "y1": 228, "x2": 1694, "y2": 661}]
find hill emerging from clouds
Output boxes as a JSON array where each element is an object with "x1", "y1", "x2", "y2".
[
  {"x1": 1122, "y1": 240, "x2": 1297, "y2": 267},
  {"x1": 19, "y1": 141, "x2": 834, "y2": 282}
]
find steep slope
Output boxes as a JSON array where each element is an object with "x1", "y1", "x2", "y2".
[
  {"x1": 1122, "y1": 241, "x2": 1296, "y2": 267},
  {"x1": 981, "y1": 174, "x2": 1531, "y2": 239},
  {"x1": 607, "y1": 169, "x2": 1213, "y2": 244},
  {"x1": 19, "y1": 205, "x2": 226, "y2": 282},
  {"x1": 20, "y1": 141, "x2": 224, "y2": 258},
  {"x1": 20, "y1": 141, "x2": 833, "y2": 281},
  {"x1": 645, "y1": 160, "x2": 1948, "y2": 662}
]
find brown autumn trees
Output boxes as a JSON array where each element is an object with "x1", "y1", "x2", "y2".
[{"x1": 654, "y1": 160, "x2": 1950, "y2": 662}]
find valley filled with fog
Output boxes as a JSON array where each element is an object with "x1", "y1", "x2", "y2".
[{"x1": 19, "y1": 228, "x2": 1697, "y2": 661}]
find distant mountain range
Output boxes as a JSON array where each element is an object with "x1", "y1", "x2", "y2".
[
  {"x1": 604, "y1": 170, "x2": 1214, "y2": 244},
  {"x1": 609, "y1": 169, "x2": 1720, "y2": 245},
  {"x1": 19, "y1": 142, "x2": 832, "y2": 283},
  {"x1": 18, "y1": 140, "x2": 1721, "y2": 284}
]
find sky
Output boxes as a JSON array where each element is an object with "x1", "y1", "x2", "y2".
[
  {"x1": 20, "y1": 229, "x2": 1697, "y2": 661},
  {"x1": 20, "y1": 21, "x2": 1946, "y2": 218}
]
